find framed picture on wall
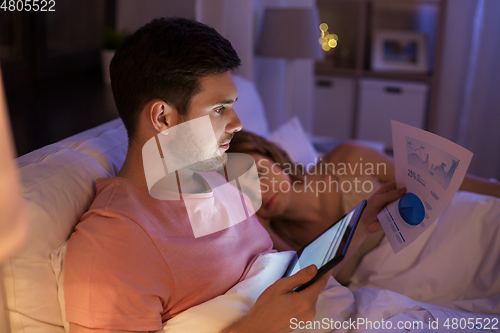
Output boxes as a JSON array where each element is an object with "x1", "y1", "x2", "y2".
[{"x1": 371, "y1": 31, "x2": 428, "y2": 73}]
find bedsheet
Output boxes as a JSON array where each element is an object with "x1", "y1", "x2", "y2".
[
  {"x1": 159, "y1": 191, "x2": 500, "y2": 332},
  {"x1": 349, "y1": 191, "x2": 500, "y2": 307}
]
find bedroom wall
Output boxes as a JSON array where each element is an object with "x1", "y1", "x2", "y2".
[
  {"x1": 116, "y1": 0, "x2": 195, "y2": 32},
  {"x1": 435, "y1": 0, "x2": 500, "y2": 180},
  {"x1": 195, "y1": 0, "x2": 254, "y2": 81},
  {"x1": 434, "y1": 1, "x2": 476, "y2": 142}
]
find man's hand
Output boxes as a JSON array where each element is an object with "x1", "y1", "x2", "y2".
[
  {"x1": 359, "y1": 181, "x2": 406, "y2": 236},
  {"x1": 331, "y1": 181, "x2": 406, "y2": 279},
  {"x1": 221, "y1": 264, "x2": 331, "y2": 333}
]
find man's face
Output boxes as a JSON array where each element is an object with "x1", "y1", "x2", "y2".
[{"x1": 168, "y1": 71, "x2": 242, "y2": 172}]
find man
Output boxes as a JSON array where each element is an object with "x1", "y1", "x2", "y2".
[{"x1": 65, "y1": 17, "x2": 405, "y2": 333}]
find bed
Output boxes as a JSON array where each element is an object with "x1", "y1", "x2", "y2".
[{"x1": 1, "y1": 75, "x2": 499, "y2": 333}]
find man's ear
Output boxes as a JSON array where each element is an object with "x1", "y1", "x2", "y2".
[{"x1": 149, "y1": 100, "x2": 176, "y2": 134}]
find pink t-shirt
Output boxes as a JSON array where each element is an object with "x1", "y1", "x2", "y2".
[{"x1": 65, "y1": 177, "x2": 273, "y2": 331}]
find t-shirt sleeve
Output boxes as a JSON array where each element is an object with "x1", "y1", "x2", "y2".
[{"x1": 64, "y1": 211, "x2": 173, "y2": 331}]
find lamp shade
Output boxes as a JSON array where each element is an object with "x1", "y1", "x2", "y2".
[
  {"x1": 0, "y1": 67, "x2": 28, "y2": 263},
  {"x1": 257, "y1": 7, "x2": 323, "y2": 59}
]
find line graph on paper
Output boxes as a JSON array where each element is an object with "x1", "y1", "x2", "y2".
[{"x1": 406, "y1": 136, "x2": 459, "y2": 190}]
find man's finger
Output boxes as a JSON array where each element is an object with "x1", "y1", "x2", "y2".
[
  {"x1": 278, "y1": 265, "x2": 317, "y2": 292},
  {"x1": 365, "y1": 220, "x2": 382, "y2": 233},
  {"x1": 375, "y1": 180, "x2": 397, "y2": 195},
  {"x1": 374, "y1": 187, "x2": 406, "y2": 207},
  {"x1": 300, "y1": 268, "x2": 331, "y2": 297}
]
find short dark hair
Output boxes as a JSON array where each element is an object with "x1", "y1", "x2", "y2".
[{"x1": 110, "y1": 17, "x2": 241, "y2": 139}]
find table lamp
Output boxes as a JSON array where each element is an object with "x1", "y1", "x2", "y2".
[
  {"x1": 256, "y1": 7, "x2": 323, "y2": 129},
  {"x1": 257, "y1": 7, "x2": 323, "y2": 60}
]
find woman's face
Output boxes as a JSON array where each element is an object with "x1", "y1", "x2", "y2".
[{"x1": 252, "y1": 154, "x2": 292, "y2": 219}]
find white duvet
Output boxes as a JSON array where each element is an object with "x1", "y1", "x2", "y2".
[{"x1": 160, "y1": 191, "x2": 500, "y2": 333}]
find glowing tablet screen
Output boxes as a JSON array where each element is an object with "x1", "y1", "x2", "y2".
[{"x1": 288, "y1": 210, "x2": 355, "y2": 276}]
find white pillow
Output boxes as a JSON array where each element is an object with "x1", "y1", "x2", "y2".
[
  {"x1": 2, "y1": 118, "x2": 128, "y2": 333},
  {"x1": 267, "y1": 116, "x2": 319, "y2": 168},
  {"x1": 232, "y1": 75, "x2": 270, "y2": 138}
]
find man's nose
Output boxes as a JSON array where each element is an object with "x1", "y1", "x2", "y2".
[{"x1": 226, "y1": 108, "x2": 243, "y2": 133}]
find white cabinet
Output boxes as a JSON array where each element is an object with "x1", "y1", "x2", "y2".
[
  {"x1": 356, "y1": 79, "x2": 428, "y2": 147},
  {"x1": 313, "y1": 76, "x2": 355, "y2": 139}
]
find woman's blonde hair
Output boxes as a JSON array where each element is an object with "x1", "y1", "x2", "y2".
[{"x1": 227, "y1": 130, "x2": 305, "y2": 182}]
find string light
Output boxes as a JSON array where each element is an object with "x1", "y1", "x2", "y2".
[{"x1": 318, "y1": 23, "x2": 338, "y2": 51}]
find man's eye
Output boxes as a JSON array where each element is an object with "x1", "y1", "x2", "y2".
[{"x1": 215, "y1": 106, "x2": 225, "y2": 113}]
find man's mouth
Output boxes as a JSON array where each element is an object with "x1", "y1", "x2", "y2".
[{"x1": 219, "y1": 140, "x2": 231, "y2": 149}]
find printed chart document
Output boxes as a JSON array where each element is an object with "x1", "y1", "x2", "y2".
[{"x1": 378, "y1": 120, "x2": 473, "y2": 253}]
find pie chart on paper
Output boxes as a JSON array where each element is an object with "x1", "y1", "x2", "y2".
[{"x1": 398, "y1": 192, "x2": 425, "y2": 226}]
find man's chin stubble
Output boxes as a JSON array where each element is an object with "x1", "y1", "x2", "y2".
[{"x1": 187, "y1": 153, "x2": 226, "y2": 172}]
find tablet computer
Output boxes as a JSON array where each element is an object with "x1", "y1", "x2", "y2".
[{"x1": 283, "y1": 200, "x2": 367, "y2": 291}]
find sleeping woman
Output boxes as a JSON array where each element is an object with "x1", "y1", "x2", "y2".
[{"x1": 226, "y1": 130, "x2": 500, "y2": 284}]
